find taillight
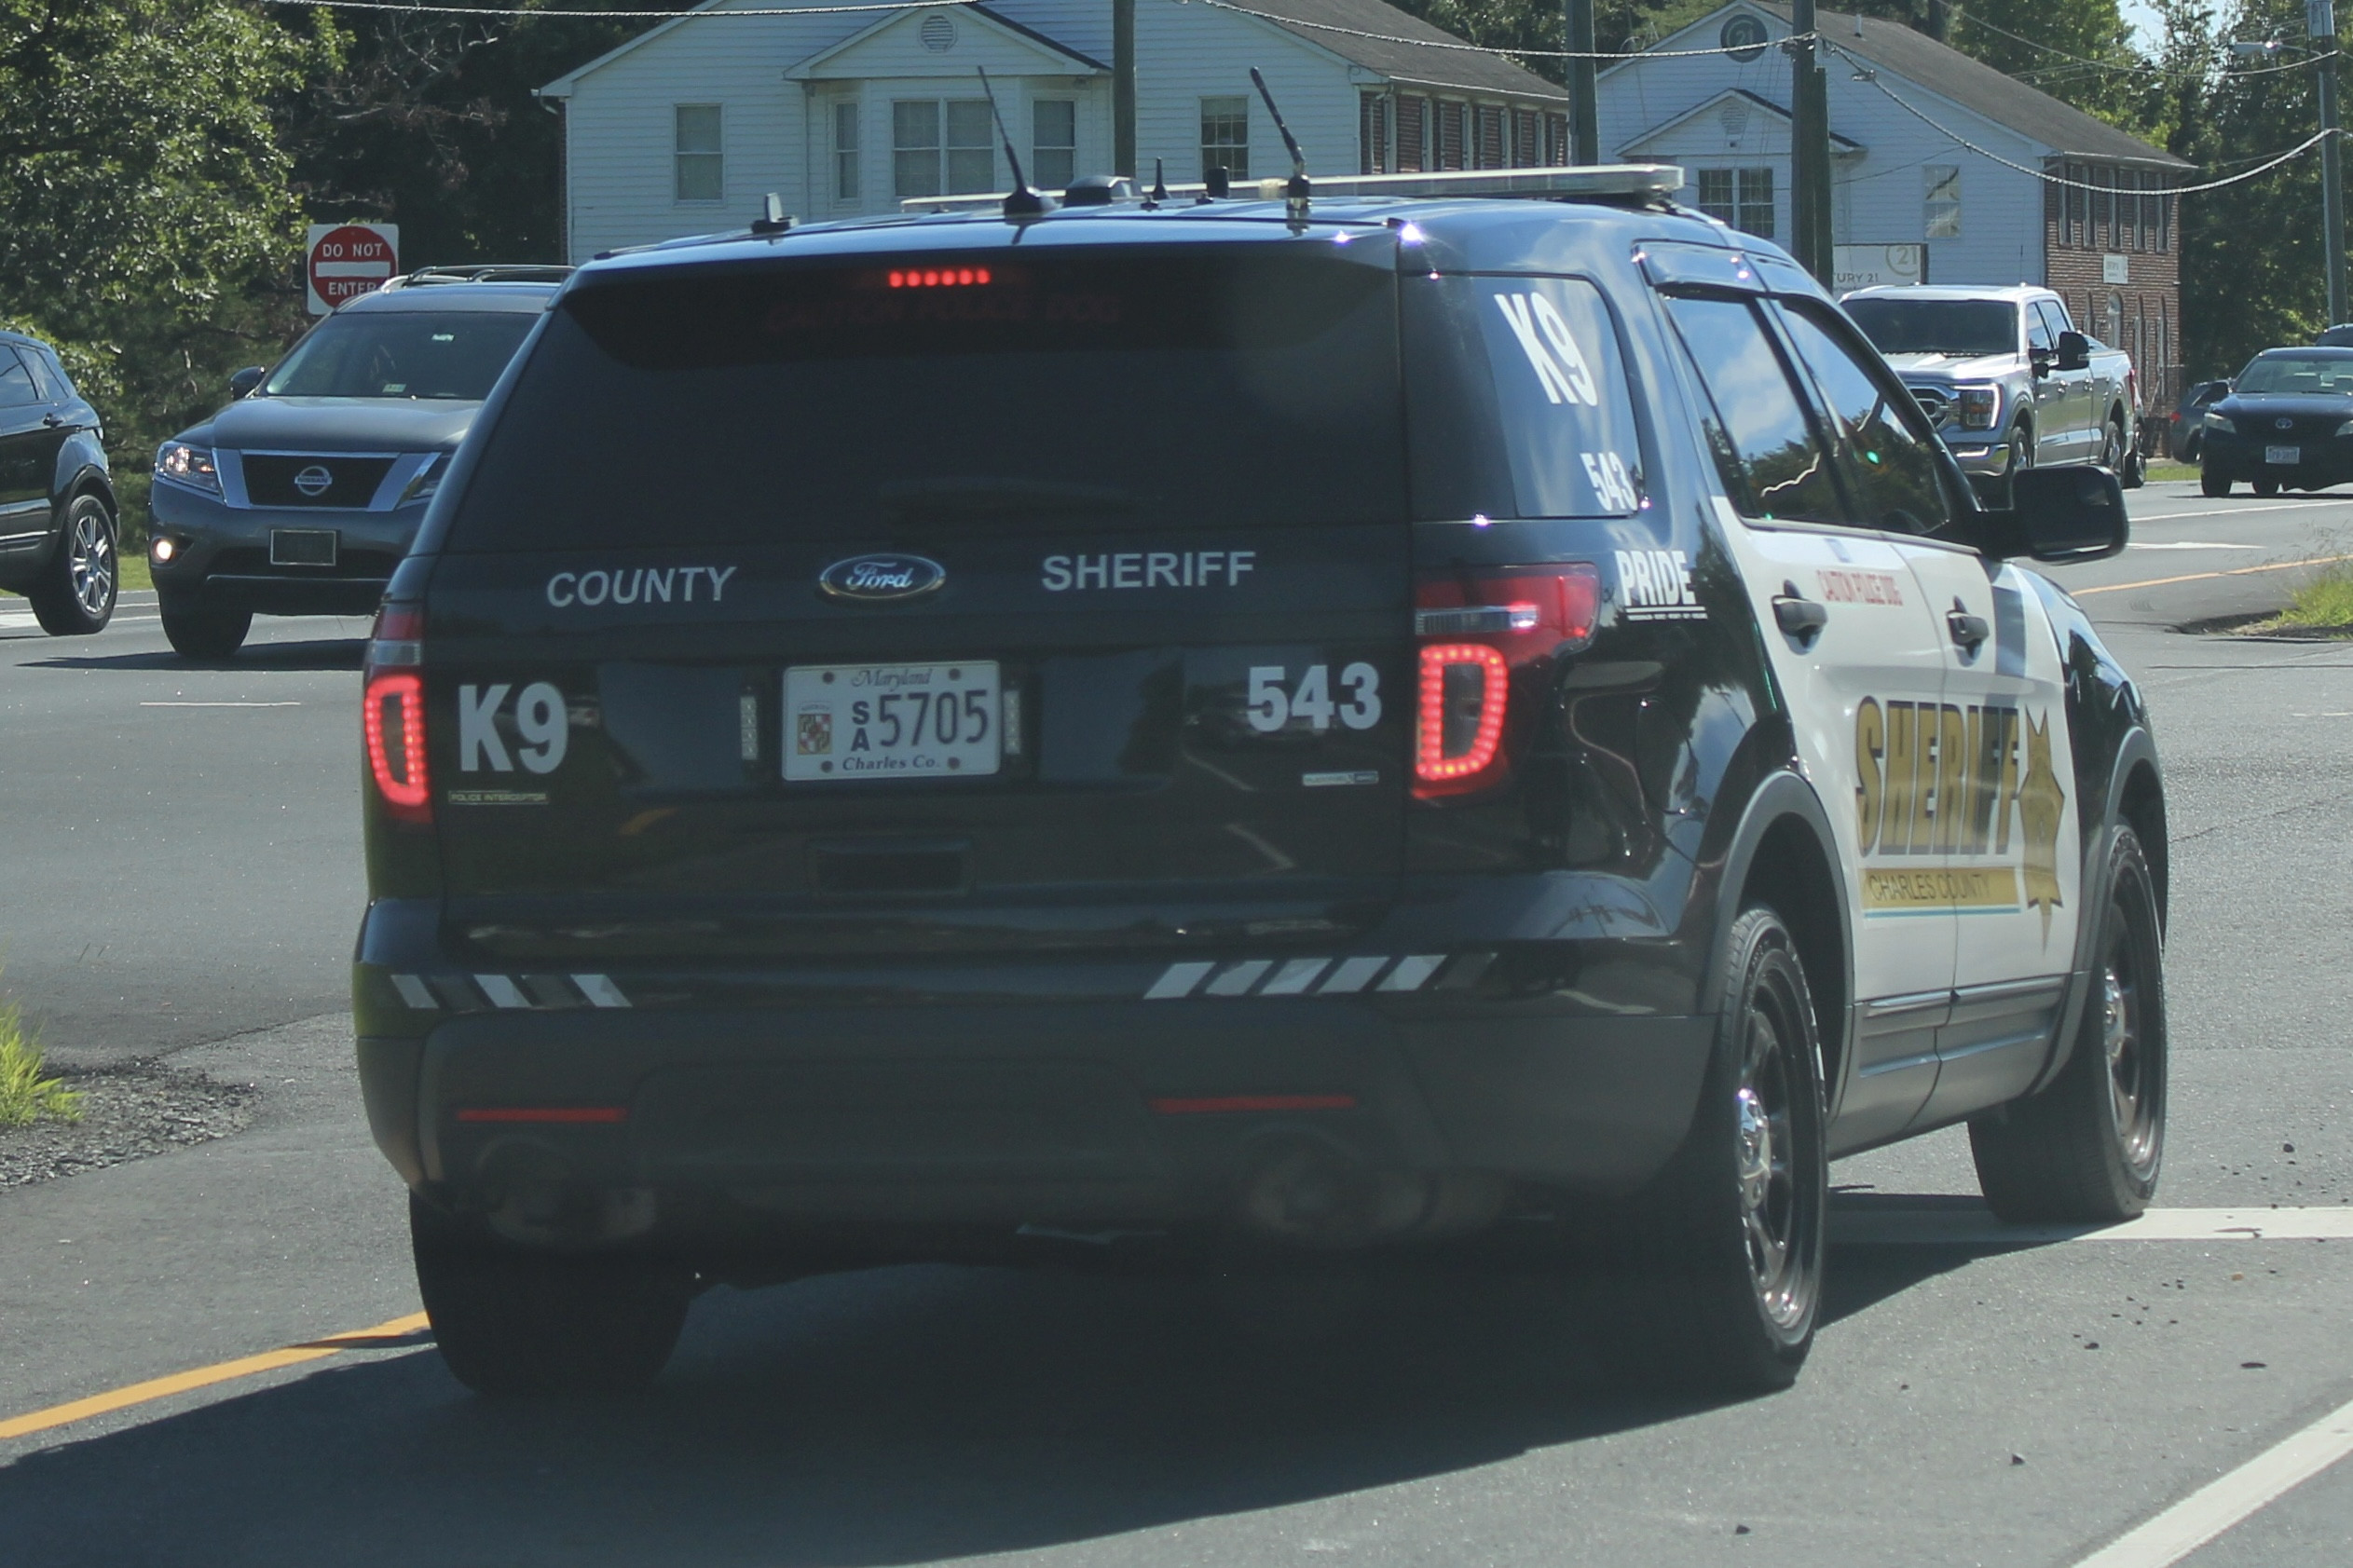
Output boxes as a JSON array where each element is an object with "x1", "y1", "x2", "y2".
[
  {"x1": 364, "y1": 603, "x2": 430, "y2": 825},
  {"x1": 1412, "y1": 565, "x2": 1599, "y2": 798}
]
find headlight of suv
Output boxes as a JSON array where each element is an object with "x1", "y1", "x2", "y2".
[
  {"x1": 1956, "y1": 386, "x2": 2000, "y2": 429},
  {"x1": 155, "y1": 441, "x2": 222, "y2": 496},
  {"x1": 2205, "y1": 412, "x2": 2237, "y2": 434}
]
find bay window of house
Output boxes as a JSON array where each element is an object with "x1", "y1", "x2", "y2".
[
  {"x1": 831, "y1": 100, "x2": 860, "y2": 205},
  {"x1": 1396, "y1": 95, "x2": 1428, "y2": 171},
  {"x1": 1033, "y1": 99, "x2": 1075, "y2": 190},
  {"x1": 674, "y1": 103, "x2": 724, "y2": 203},
  {"x1": 1201, "y1": 96, "x2": 1249, "y2": 180},
  {"x1": 1698, "y1": 167, "x2": 1774, "y2": 237},
  {"x1": 1361, "y1": 93, "x2": 1389, "y2": 174},
  {"x1": 1923, "y1": 165, "x2": 1961, "y2": 239},
  {"x1": 894, "y1": 99, "x2": 993, "y2": 201}
]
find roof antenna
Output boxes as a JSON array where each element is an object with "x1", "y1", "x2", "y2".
[
  {"x1": 977, "y1": 67, "x2": 1048, "y2": 217},
  {"x1": 1148, "y1": 157, "x2": 1170, "y2": 207},
  {"x1": 1248, "y1": 67, "x2": 1310, "y2": 226}
]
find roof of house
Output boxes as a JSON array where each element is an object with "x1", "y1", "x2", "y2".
[
  {"x1": 1753, "y1": 4, "x2": 2191, "y2": 169},
  {"x1": 1218, "y1": 0, "x2": 1569, "y2": 102}
]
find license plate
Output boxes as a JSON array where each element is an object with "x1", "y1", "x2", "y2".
[
  {"x1": 2267, "y1": 445, "x2": 2301, "y2": 466},
  {"x1": 784, "y1": 661, "x2": 1001, "y2": 781},
  {"x1": 269, "y1": 528, "x2": 337, "y2": 566}
]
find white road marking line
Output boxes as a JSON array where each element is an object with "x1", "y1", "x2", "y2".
[
  {"x1": 2071, "y1": 1394, "x2": 2353, "y2": 1568},
  {"x1": 137, "y1": 701, "x2": 303, "y2": 708},
  {"x1": 2138, "y1": 500, "x2": 2347, "y2": 523},
  {"x1": 1833, "y1": 1206, "x2": 2353, "y2": 1246},
  {"x1": 2129, "y1": 541, "x2": 2264, "y2": 551}
]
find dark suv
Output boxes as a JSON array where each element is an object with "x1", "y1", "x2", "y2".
[
  {"x1": 0, "y1": 330, "x2": 117, "y2": 635},
  {"x1": 147, "y1": 266, "x2": 566, "y2": 658},
  {"x1": 355, "y1": 171, "x2": 2166, "y2": 1398}
]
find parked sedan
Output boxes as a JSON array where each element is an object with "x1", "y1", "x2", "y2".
[
  {"x1": 2168, "y1": 379, "x2": 2229, "y2": 462},
  {"x1": 0, "y1": 330, "x2": 116, "y2": 634},
  {"x1": 2199, "y1": 348, "x2": 2353, "y2": 496}
]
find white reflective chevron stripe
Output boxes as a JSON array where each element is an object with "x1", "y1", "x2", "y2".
[
  {"x1": 1258, "y1": 958, "x2": 1331, "y2": 996},
  {"x1": 390, "y1": 975, "x2": 438, "y2": 1010},
  {"x1": 1380, "y1": 955, "x2": 1448, "y2": 990},
  {"x1": 572, "y1": 973, "x2": 631, "y2": 1008},
  {"x1": 1204, "y1": 959, "x2": 1274, "y2": 996},
  {"x1": 1143, "y1": 961, "x2": 1216, "y2": 1000},
  {"x1": 1317, "y1": 956, "x2": 1391, "y2": 994},
  {"x1": 475, "y1": 974, "x2": 531, "y2": 1009}
]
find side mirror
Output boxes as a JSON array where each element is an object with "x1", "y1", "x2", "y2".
[
  {"x1": 1980, "y1": 465, "x2": 2127, "y2": 563},
  {"x1": 227, "y1": 365, "x2": 266, "y2": 400},
  {"x1": 2056, "y1": 330, "x2": 2091, "y2": 373}
]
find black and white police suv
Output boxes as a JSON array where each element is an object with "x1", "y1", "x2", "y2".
[{"x1": 353, "y1": 164, "x2": 2167, "y2": 1398}]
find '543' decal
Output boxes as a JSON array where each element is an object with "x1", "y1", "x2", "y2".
[{"x1": 1245, "y1": 663, "x2": 1382, "y2": 733}]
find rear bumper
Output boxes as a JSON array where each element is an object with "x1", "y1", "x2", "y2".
[{"x1": 353, "y1": 921, "x2": 1715, "y2": 1252}]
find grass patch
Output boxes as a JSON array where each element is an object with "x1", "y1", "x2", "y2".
[
  {"x1": 2268, "y1": 563, "x2": 2353, "y2": 634},
  {"x1": 0, "y1": 988, "x2": 82, "y2": 1128},
  {"x1": 2144, "y1": 461, "x2": 2199, "y2": 483}
]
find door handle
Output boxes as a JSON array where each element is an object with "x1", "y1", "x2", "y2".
[
  {"x1": 1772, "y1": 582, "x2": 1827, "y2": 644},
  {"x1": 41, "y1": 413, "x2": 65, "y2": 428},
  {"x1": 1947, "y1": 600, "x2": 1990, "y2": 653}
]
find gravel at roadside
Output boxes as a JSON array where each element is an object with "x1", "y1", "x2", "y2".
[{"x1": 0, "y1": 1062, "x2": 258, "y2": 1189}]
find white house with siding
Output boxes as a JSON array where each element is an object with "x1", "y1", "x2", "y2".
[
  {"x1": 538, "y1": 0, "x2": 1573, "y2": 262},
  {"x1": 1595, "y1": 4, "x2": 2195, "y2": 398}
]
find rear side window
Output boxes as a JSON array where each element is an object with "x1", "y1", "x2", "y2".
[
  {"x1": 1775, "y1": 300, "x2": 1958, "y2": 535},
  {"x1": 1404, "y1": 276, "x2": 1644, "y2": 519},
  {"x1": 445, "y1": 247, "x2": 1403, "y2": 550},
  {"x1": 0, "y1": 349, "x2": 36, "y2": 409},
  {"x1": 1661, "y1": 293, "x2": 1841, "y2": 525}
]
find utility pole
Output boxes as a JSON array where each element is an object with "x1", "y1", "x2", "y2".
[
  {"x1": 1788, "y1": 0, "x2": 1835, "y2": 282},
  {"x1": 1115, "y1": 0, "x2": 1136, "y2": 180},
  {"x1": 1566, "y1": 0, "x2": 1597, "y2": 165},
  {"x1": 2318, "y1": 0, "x2": 2347, "y2": 325}
]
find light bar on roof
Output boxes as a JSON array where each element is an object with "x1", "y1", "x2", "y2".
[{"x1": 897, "y1": 163, "x2": 1686, "y2": 213}]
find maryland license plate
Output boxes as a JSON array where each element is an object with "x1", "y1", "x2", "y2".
[
  {"x1": 784, "y1": 661, "x2": 1001, "y2": 781},
  {"x1": 2267, "y1": 445, "x2": 2301, "y2": 465}
]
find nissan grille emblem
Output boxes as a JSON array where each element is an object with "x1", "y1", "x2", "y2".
[
  {"x1": 2278, "y1": 417, "x2": 2296, "y2": 430},
  {"x1": 293, "y1": 464, "x2": 335, "y2": 498},
  {"x1": 818, "y1": 553, "x2": 947, "y2": 604}
]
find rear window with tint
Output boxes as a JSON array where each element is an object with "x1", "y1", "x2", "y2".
[{"x1": 443, "y1": 246, "x2": 1404, "y2": 551}]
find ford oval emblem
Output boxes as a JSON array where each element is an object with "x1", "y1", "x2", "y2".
[{"x1": 818, "y1": 553, "x2": 947, "y2": 604}]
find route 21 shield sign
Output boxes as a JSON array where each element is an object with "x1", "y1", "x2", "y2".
[{"x1": 306, "y1": 224, "x2": 400, "y2": 315}]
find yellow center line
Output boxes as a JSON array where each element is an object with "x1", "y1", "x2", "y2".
[
  {"x1": 2073, "y1": 552, "x2": 2353, "y2": 597},
  {"x1": 0, "y1": 1311, "x2": 430, "y2": 1443}
]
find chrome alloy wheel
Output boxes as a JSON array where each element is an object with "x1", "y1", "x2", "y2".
[
  {"x1": 68, "y1": 504, "x2": 115, "y2": 619},
  {"x1": 1734, "y1": 979, "x2": 1813, "y2": 1334}
]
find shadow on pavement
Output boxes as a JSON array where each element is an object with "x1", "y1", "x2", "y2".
[
  {"x1": 28, "y1": 638, "x2": 364, "y2": 674},
  {"x1": 0, "y1": 1234, "x2": 1985, "y2": 1568}
]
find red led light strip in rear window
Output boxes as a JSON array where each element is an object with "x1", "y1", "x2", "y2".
[{"x1": 887, "y1": 266, "x2": 992, "y2": 289}]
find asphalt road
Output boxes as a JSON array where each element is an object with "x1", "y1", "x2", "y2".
[{"x1": 5, "y1": 480, "x2": 2353, "y2": 1566}]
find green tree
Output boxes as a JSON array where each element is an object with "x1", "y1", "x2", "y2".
[{"x1": 0, "y1": 0, "x2": 333, "y2": 521}]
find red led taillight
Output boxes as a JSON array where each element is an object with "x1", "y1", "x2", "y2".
[
  {"x1": 1412, "y1": 565, "x2": 1599, "y2": 798},
  {"x1": 887, "y1": 266, "x2": 992, "y2": 288},
  {"x1": 363, "y1": 602, "x2": 430, "y2": 825}
]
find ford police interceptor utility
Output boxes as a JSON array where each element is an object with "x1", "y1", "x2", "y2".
[{"x1": 352, "y1": 163, "x2": 2166, "y2": 1398}]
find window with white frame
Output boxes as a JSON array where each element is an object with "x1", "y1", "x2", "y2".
[
  {"x1": 832, "y1": 100, "x2": 860, "y2": 204},
  {"x1": 1696, "y1": 167, "x2": 1773, "y2": 237},
  {"x1": 1201, "y1": 96, "x2": 1248, "y2": 180},
  {"x1": 893, "y1": 99, "x2": 995, "y2": 201},
  {"x1": 1924, "y1": 165, "x2": 1961, "y2": 239},
  {"x1": 1033, "y1": 99, "x2": 1075, "y2": 191},
  {"x1": 675, "y1": 104, "x2": 724, "y2": 203}
]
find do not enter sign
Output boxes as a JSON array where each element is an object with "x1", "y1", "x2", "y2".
[{"x1": 306, "y1": 223, "x2": 400, "y2": 315}]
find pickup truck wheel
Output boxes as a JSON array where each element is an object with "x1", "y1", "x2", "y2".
[
  {"x1": 2000, "y1": 425, "x2": 2034, "y2": 507},
  {"x1": 411, "y1": 1195, "x2": 694, "y2": 1398},
  {"x1": 1625, "y1": 905, "x2": 1826, "y2": 1393},
  {"x1": 2116, "y1": 420, "x2": 2145, "y2": 488},
  {"x1": 2199, "y1": 463, "x2": 2231, "y2": 498},
  {"x1": 24, "y1": 493, "x2": 117, "y2": 636},
  {"x1": 2098, "y1": 418, "x2": 2124, "y2": 474},
  {"x1": 1968, "y1": 825, "x2": 2166, "y2": 1223}
]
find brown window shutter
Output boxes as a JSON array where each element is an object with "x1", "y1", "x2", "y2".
[
  {"x1": 1439, "y1": 102, "x2": 1465, "y2": 170},
  {"x1": 1361, "y1": 93, "x2": 1389, "y2": 174},
  {"x1": 1396, "y1": 95, "x2": 1426, "y2": 172},
  {"x1": 1513, "y1": 109, "x2": 1539, "y2": 167},
  {"x1": 1476, "y1": 105, "x2": 1505, "y2": 169},
  {"x1": 1545, "y1": 112, "x2": 1569, "y2": 166}
]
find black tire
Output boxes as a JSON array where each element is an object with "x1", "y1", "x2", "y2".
[
  {"x1": 2098, "y1": 417, "x2": 2125, "y2": 475},
  {"x1": 1627, "y1": 905, "x2": 1828, "y2": 1394},
  {"x1": 409, "y1": 1195, "x2": 694, "y2": 1397},
  {"x1": 2199, "y1": 463, "x2": 2231, "y2": 498},
  {"x1": 1999, "y1": 424, "x2": 2034, "y2": 508},
  {"x1": 2182, "y1": 429, "x2": 2202, "y2": 464},
  {"x1": 157, "y1": 590, "x2": 251, "y2": 660},
  {"x1": 1969, "y1": 825, "x2": 2166, "y2": 1223},
  {"x1": 25, "y1": 492, "x2": 117, "y2": 635},
  {"x1": 2119, "y1": 421, "x2": 2145, "y2": 488},
  {"x1": 2253, "y1": 477, "x2": 2281, "y2": 497}
]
